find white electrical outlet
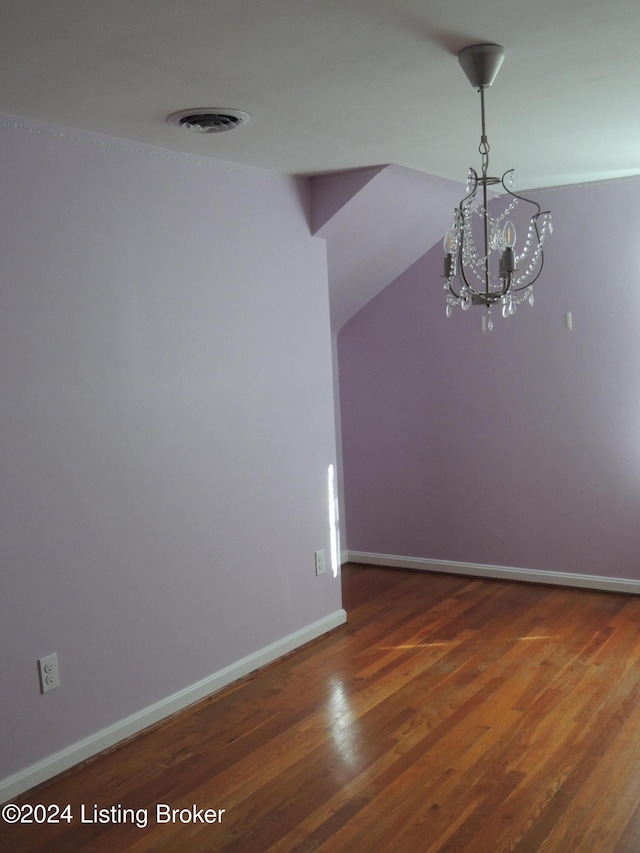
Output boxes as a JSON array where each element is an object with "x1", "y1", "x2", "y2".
[
  {"x1": 315, "y1": 549, "x2": 326, "y2": 576},
  {"x1": 38, "y1": 653, "x2": 60, "y2": 693}
]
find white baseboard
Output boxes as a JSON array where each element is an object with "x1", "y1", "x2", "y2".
[
  {"x1": 0, "y1": 608, "x2": 347, "y2": 804},
  {"x1": 345, "y1": 551, "x2": 640, "y2": 595}
]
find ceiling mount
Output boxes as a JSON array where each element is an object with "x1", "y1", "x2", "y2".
[{"x1": 457, "y1": 43, "x2": 505, "y2": 90}]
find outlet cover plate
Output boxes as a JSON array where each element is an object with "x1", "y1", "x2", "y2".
[{"x1": 38, "y1": 653, "x2": 60, "y2": 693}]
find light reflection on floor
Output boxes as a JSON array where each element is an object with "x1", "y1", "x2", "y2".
[
  {"x1": 379, "y1": 635, "x2": 557, "y2": 650},
  {"x1": 325, "y1": 677, "x2": 360, "y2": 771}
]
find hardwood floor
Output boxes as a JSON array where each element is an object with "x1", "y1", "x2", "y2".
[{"x1": 5, "y1": 564, "x2": 640, "y2": 851}]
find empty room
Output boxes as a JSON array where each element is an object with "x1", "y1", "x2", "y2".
[{"x1": 2, "y1": 1, "x2": 640, "y2": 851}]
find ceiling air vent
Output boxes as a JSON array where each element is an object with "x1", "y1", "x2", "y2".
[{"x1": 166, "y1": 109, "x2": 251, "y2": 134}]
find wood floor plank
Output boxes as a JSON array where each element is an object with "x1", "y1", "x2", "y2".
[{"x1": 6, "y1": 565, "x2": 640, "y2": 851}]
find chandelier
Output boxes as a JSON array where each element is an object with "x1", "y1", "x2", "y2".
[{"x1": 443, "y1": 44, "x2": 552, "y2": 331}]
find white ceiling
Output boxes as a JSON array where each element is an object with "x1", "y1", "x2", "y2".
[{"x1": 1, "y1": 0, "x2": 639, "y2": 189}]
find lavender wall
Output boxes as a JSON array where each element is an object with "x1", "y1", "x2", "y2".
[
  {"x1": 338, "y1": 176, "x2": 640, "y2": 579},
  {"x1": 0, "y1": 115, "x2": 342, "y2": 784}
]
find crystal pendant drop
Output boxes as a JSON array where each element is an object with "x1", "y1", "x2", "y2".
[
  {"x1": 446, "y1": 303, "x2": 452, "y2": 318},
  {"x1": 466, "y1": 170, "x2": 474, "y2": 193}
]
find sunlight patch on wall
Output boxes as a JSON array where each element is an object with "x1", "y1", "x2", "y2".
[{"x1": 328, "y1": 464, "x2": 339, "y2": 577}]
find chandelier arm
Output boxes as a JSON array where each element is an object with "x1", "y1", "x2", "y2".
[
  {"x1": 482, "y1": 177, "x2": 490, "y2": 299},
  {"x1": 510, "y1": 204, "x2": 550, "y2": 292},
  {"x1": 500, "y1": 170, "x2": 542, "y2": 215},
  {"x1": 445, "y1": 184, "x2": 481, "y2": 298},
  {"x1": 447, "y1": 280, "x2": 463, "y2": 299},
  {"x1": 502, "y1": 180, "x2": 536, "y2": 211}
]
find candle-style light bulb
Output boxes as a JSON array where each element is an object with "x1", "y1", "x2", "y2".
[
  {"x1": 443, "y1": 227, "x2": 457, "y2": 278},
  {"x1": 443, "y1": 227, "x2": 457, "y2": 254},
  {"x1": 502, "y1": 220, "x2": 517, "y2": 249},
  {"x1": 500, "y1": 220, "x2": 517, "y2": 277}
]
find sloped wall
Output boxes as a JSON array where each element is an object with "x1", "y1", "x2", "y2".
[
  {"x1": 338, "y1": 176, "x2": 640, "y2": 581},
  {"x1": 311, "y1": 165, "x2": 463, "y2": 330}
]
